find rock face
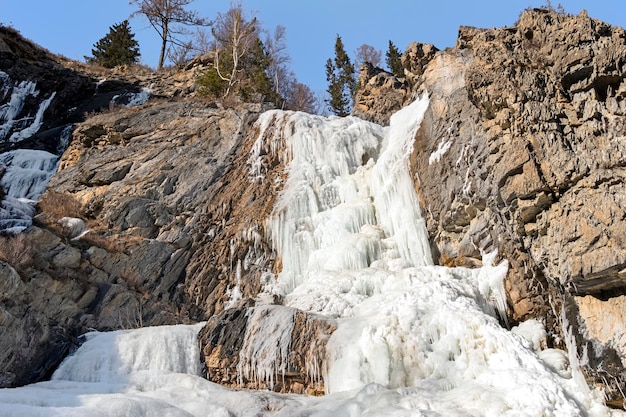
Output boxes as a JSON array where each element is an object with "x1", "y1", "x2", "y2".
[
  {"x1": 355, "y1": 8, "x2": 626, "y2": 405},
  {"x1": 198, "y1": 304, "x2": 335, "y2": 395},
  {"x1": 353, "y1": 62, "x2": 410, "y2": 125},
  {"x1": 0, "y1": 26, "x2": 149, "y2": 154},
  {"x1": 0, "y1": 25, "x2": 285, "y2": 388}
]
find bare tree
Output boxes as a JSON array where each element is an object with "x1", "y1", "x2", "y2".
[
  {"x1": 167, "y1": 39, "x2": 194, "y2": 67},
  {"x1": 194, "y1": 27, "x2": 212, "y2": 55},
  {"x1": 212, "y1": 3, "x2": 259, "y2": 96},
  {"x1": 130, "y1": 0, "x2": 210, "y2": 70},
  {"x1": 285, "y1": 81, "x2": 319, "y2": 113},
  {"x1": 264, "y1": 25, "x2": 291, "y2": 100},
  {"x1": 354, "y1": 44, "x2": 382, "y2": 69}
]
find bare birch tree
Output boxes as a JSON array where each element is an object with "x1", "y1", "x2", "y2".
[
  {"x1": 212, "y1": 3, "x2": 258, "y2": 96},
  {"x1": 265, "y1": 25, "x2": 290, "y2": 100}
]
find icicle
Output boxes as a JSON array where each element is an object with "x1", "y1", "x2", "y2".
[
  {"x1": 237, "y1": 306, "x2": 295, "y2": 389},
  {"x1": 52, "y1": 323, "x2": 205, "y2": 383}
]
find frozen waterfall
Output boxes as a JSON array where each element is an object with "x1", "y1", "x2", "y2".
[
  {"x1": 0, "y1": 149, "x2": 61, "y2": 232},
  {"x1": 0, "y1": 97, "x2": 618, "y2": 417},
  {"x1": 0, "y1": 71, "x2": 67, "y2": 233}
]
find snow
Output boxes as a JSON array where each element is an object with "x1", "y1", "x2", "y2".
[
  {"x1": 0, "y1": 97, "x2": 621, "y2": 417},
  {"x1": 428, "y1": 137, "x2": 453, "y2": 164},
  {"x1": 58, "y1": 217, "x2": 88, "y2": 239},
  {"x1": 52, "y1": 324, "x2": 205, "y2": 383}
]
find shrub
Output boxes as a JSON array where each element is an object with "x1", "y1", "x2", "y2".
[
  {"x1": 0, "y1": 233, "x2": 32, "y2": 271},
  {"x1": 38, "y1": 191, "x2": 82, "y2": 220},
  {"x1": 196, "y1": 66, "x2": 228, "y2": 98}
]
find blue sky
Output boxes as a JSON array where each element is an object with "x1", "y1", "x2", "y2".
[{"x1": 2, "y1": 1, "x2": 624, "y2": 94}]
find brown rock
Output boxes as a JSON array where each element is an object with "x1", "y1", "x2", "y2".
[
  {"x1": 357, "y1": 8, "x2": 626, "y2": 402},
  {"x1": 199, "y1": 305, "x2": 335, "y2": 394}
]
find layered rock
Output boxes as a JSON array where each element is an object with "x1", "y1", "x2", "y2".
[
  {"x1": 353, "y1": 62, "x2": 410, "y2": 125},
  {"x1": 0, "y1": 93, "x2": 284, "y2": 385},
  {"x1": 355, "y1": 8, "x2": 626, "y2": 405}
]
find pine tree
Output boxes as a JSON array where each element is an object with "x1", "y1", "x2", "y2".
[
  {"x1": 87, "y1": 20, "x2": 140, "y2": 68},
  {"x1": 386, "y1": 40, "x2": 404, "y2": 78},
  {"x1": 243, "y1": 38, "x2": 279, "y2": 103},
  {"x1": 325, "y1": 35, "x2": 356, "y2": 117}
]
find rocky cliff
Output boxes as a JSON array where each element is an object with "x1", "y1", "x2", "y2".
[
  {"x1": 1, "y1": 8, "x2": 625, "y2": 408},
  {"x1": 0, "y1": 26, "x2": 274, "y2": 386},
  {"x1": 356, "y1": 8, "x2": 626, "y2": 406}
]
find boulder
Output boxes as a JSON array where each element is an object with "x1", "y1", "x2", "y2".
[{"x1": 199, "y1": 304, "x2": 335, "y2": 394}]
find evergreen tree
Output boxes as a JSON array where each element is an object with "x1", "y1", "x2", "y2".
[
  {"x1": 386, "y1": 40, "x2": 404, "y2": 77},
  {"x1": 243, "y1": 38, "x2": 279, "y2": 103},
  {"x1": 87, "y1": 20, "x2": 140, "y2": 68},
  {"x1": 325, "y1": 35, "x2": 356, "y2": 117}
]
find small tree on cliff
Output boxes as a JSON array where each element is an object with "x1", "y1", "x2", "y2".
[
  {"x1": 87, "y1": 20, "x2": 140, "y2": 68},
  {"x1": 386, "y1": 40, "x2": 404, "y2": 77},
  {"x1": 325, "y1": 35, "x2": 356, "y2": 117},
  {"x1": 354, "y1": 44, "x2": 382, "y2": 68},
  {"x1": 211, "y1": 3, "x2": 259, "y2": 97},
  {"x1": 130, "y1": 0, "x2": 210, "y2": 70}
]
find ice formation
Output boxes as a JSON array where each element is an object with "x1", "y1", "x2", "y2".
[
  {"x1": 0, "y1": 149, "x2": 60, "y2": 232},
  {"x1": 0, "y1": 71, "x2": 63, "y2": 232},
  {"x1": 111, "y1": 86, "x2": 152, "y2": 108},
  {"x1": 0, "y1": 72, "x2": 55, "y2": 143},
  {"x1": 0, "y1": 97, "x2": 621, "y2": 417}
]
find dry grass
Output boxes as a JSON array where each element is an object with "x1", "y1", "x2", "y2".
[
  {"x1": 0, "y1": 233, "x2": 33, "y2": 271},
  {"x1": 38, "y1": 191, "x2": 82, "y2": 220},
  {"x1": 439, "y1": 252, "x2": 478, "y2": 268},
  {"x1": 77, "y1": 230, "x2": 123, "y2": 252},
  {"x1": 36, "y1": 191, "x2": 85, "y2": 238}
]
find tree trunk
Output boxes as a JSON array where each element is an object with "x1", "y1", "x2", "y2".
[{"x1": 158, "y1": 22, "x2": 168, "y2": 70}]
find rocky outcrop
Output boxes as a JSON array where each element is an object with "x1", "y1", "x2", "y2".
[
  {"x1": 355, "y1": 8, "x2": 626, "y2": 406},
  {"x1": 0, "y1": 92, "x2": 291, "y2": 386},
  {"x1": 353, "y1": 63, "x2": 410, "y2": 125},
  {"x1": 0, "y1": 26, "x2": 150, "y2": 154},
  {"x1": 198, "y1": 304, "x2": 335, "y2": 395},
  {"x1": 0, "y1": 24, "x2": 289, "y2": 387},
  {"x1": 402, "y1": 42, "x2": 439, "y2": 86}
]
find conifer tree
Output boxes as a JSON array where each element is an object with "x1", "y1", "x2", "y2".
[
  {"x1": 243, "y1": 38, "x2": 279, "y2": 103},
  {"x1": 386, "y1": 40, "x2": 404, "y2": 77},
  {"x1": 325, "y1": 35, "x2": 356, "y2": 117},
  {"x1": 87, "y1": 20, "x2": 140, "y2": 68}
]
